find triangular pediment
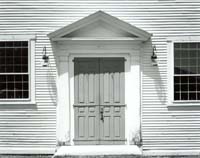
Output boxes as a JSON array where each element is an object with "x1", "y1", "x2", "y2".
[
  {"x1": 48, "y1": 11, "x2": 151, "y2": 41},
  {"x1": 63, "y1": 20, "x2": 138, "y2": 38}
]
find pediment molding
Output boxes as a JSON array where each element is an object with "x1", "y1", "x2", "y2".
[{"x1": 48, "y1": 11, "x2": 151, "y2": 41}]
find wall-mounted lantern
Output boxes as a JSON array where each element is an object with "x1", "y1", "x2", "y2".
[
  {"x1": 151, "y1": 45, "x2": 158, "y2": 66},
  {"x1": 42, "y1": 46, "x2": 49, "y2": 67}
]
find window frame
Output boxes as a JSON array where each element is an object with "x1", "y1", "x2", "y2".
[
  {"x1": 168, "y1": 37, "x2": 200, "y2": 105},
  {"x1": 0, "y1": 35, "x2": 35, "y2": 104}
]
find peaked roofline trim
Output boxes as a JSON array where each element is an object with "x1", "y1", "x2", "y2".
[{"x1": 48, "y1": 11, "x2": 152, "y2": 40}]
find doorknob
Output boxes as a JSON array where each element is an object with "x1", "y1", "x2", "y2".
[{"x1": 100, "y1": 106, "x2": 104, "y2": 121}]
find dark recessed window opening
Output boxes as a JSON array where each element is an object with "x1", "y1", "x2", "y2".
[
  {"x1": 0, "y1": 41, "x2": 29, "y2": 99},
  {"x1": 174, "y1": 42, "x2": 200, "y2": 101}
]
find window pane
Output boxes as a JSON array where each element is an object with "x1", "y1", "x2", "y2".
[
  {"x1": 189, "y1": 76, "x2": 196, "y2": 83},
  {"x1": 189, "y1": 93, "x2": 197, "y2": 100},
  {"x1": 0, "y1": 91, "x2": 6, "y2": 98},
  {"x1": 23, "y1": 75, "x2": 28, "y2": 82},
  {"x1": 174, "y1": 76, "x2": 180, "y2": 84},
  {"x1": 181, "y1": 93, "x2": 188, "y2": 100},
  {"x1": 197, "y1": 84, "x2": 200, "y2": 91},
  {"x1": 0, "y1": 57, "x2": 5, "y2": 65},
  {"x1": 21, "y1": 48, "x2": 28, "y2": 56},
  {"x1": 174, "y1": 67, "x2": 181, "y2": 74},
  {"x1": 190, "y1": 50, "x2": 197, "y2": 58},
  {"x1": 0, "y1": 82, "x2": 6, "y2": 91},
  {"x1": 23, "y1": 82, "x2": 28, "y2": 90},
  {"x1": 15, "y1": 83, "x2": 22, "y2": 90},
  {"x1": 198, "y1": 93, "x2": 200, "y2": 100},
  {"x1": 181, "y1": 76, "x2": 188, "y2": 83},
  {"x1": 7, "y1": 91, "x2": 14, "y2": 98},
  {"x1": 181, "y1": 59, "x2": 188, "y2": 66},
  {"x1": 0, "y1": 66, "x2": 5, "y2": 73},
  {"x1": 0, "y1": 42, "x2": 5, "y2": 47},
  {"x1": 14, "y1": 66, "x2": 21, "y2": 72},
  {"x1": 23, "y1": 91, "x2": 29, "y2": 98},
  {"x1": 22, "y1": 41, "x2": 28, "y2": 47},
  {"x1": 190, "y1": 67, "x2": 197, "y2": 74},
  {"x1": 174, "y1": 84, "x2": 180, "y2": 92},
  {"x1": 174, "y1": 92, "x2": 180, "y2": 100},
  {"x1": 22, "y1": 66, "x2": 28, "y2": 72},
  {"x1": 174, "y1": 50, "x2": 181, "y2": 58},
  {"x1": 189, "y1": 84, "x2": 196, "y2": 92},
  {"x1": 181, "y1": 84, "x2": 188, "y2": 92},
  {"x1": 0, "y1": 48, "x2": 5, "y2": 56},
  {"x1": 8, "y1": 83, "x2": 14, "y2": 90},
  {"x1": 14, "y1": 48, "x2": 21, "y2": 56},
  {"x1": 14, "y1": 41, "x2": 21, "y2": 47},
  {"x1": 15, "y1": 91, "x2": 23, "y2": 98},
  {"x1": 6, "y1": 41, "x2": 13, "y2": 47},
  {"x1": 22, "y1": 57, "x2": 28, "y2": 64},
  {"x1": 181, "y1": 50, "x2": 188, "y2": 58},
  {"x1": 14, "y1": 57, "x2": 21, "y2": 65}
]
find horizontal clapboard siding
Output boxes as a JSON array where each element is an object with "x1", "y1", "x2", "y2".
[{"x1": 0, "y1": 0, "x2": 200, "y2": 153}]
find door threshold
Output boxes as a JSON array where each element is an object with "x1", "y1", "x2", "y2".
[{"x1": 53, "y1": 145, "x2": 141, "y2": 157}]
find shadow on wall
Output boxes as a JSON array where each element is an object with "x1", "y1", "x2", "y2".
[
  {"x1": 46, "y1": 59, "x2": 57, "y2": 106},
  {"x1": 142, "y1": 40, "x2": 167, "y2": 105}
]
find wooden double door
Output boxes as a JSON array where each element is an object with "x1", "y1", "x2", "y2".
[{"x1": 74, "y1": 58, "x2": 125, "y2": 145}]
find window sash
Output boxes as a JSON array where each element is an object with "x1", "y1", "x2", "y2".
[
  {"x1": 0, "y1": 41, "x2": 30, "y2": 100},
  {"x1": 173, "y1": 42, "x2": 200, "y2": 101}
]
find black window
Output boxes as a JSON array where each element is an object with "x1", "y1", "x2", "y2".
[
  {"x1": 0, "y1": 41, "x2": 29, "y2": 99},
  {"x1": 174, "y1": 43, "x2": 200, "y2": 101}
]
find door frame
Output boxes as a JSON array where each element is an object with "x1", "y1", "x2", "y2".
[{"x1": 69, "y1": 53, "x2": 130, "y2": 145}]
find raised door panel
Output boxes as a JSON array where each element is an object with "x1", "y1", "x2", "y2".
[
  {"x1": 74, "y1": 58, "x2": 99, "y2": 144},
  {"x1": 99, "y1": 58, "x2": 125, "y2": 144},
  {"x1": 74, "y1": 58, "x2": 99, "y2": 105}
]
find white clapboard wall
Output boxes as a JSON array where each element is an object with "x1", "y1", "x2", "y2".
[{"x1": 0, "y1": 0, "x2": 200, "y2": 154}]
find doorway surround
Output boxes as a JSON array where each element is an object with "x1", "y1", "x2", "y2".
[{"x1": 48, "y1": 11, "x2": 151, "y2": 146}]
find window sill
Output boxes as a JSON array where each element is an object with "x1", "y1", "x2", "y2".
[
  {"x1": 168, "y1": 102, "x2": 200, "y2": 107},
  {"x1": 0, "y1": 101, "x2": 36, "y2": 105}
]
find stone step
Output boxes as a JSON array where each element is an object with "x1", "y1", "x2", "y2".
[
  {"x1": 53, "y1": 155, "x2": 141, "y2": 158},
  {"x1": 53, "y1": 145, "x2": 141, "y2": 158},
  {"x1": 53, "y1": 155, "x2": 200, "y2": 158}
]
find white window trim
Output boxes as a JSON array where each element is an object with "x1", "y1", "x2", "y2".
[
  {"x1": 167, "y1": 36, "x2": 200, "y2": 106},
  {"x1": 0, "y1": 35, "x2": 36, "y2": 105}
]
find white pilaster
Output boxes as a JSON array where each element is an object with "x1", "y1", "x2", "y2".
[
  {"x1": 126, "y1": 52, "x2": 141, "y2": 145},
  {"x1": 57, "y1": 55, "x2": 70, "y2": 145}
]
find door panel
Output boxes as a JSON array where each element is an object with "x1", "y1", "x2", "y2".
[
  {"x1": 74, "y1": 58, "x2": 99, "y2": 105},
  {"x1": 74, "y1": 58, "x2": 99, "y2": 144},
  {"x1": 74, "y1": 58, "x2": 125, "y2": 145},
  {"x1": 99, "y1": 58, "x2": 125, "y2": 144},
  {"x1": 99, "y1": 106, "x2": 125, "y2": 144},
  {"x1": 100, "y1": 58, "x2": 125, "y2": 105}
]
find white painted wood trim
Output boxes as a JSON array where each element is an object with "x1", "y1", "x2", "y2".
[
  {"x1": 167, "y1": 36, "x2": 200, "y2": 42},
  {"x1": 30, "y1": 39, "x2": 36, "y2": 104},
  {"x1": 0, "y1": 35, "x2": 36, "y2": 41},
  {"x1": 56, "y1": 55, "x2": 71, "y2": 145},
  {"x1": 0, "y1": 37, "x2": 36, "y2": 104},
  {"x1": 167, "y1": 40, "x2": 173, "y2": 105},
  {"x1": 51, "y1": 37, "x2": 145, "y2": 41},
  {"x1": 167, "y1": 37, "x2": 200, "y2": 106},
  {"x1": 48, "y1": 11, "x2": 151, "y2": 40},
  {"x1": 67, "y1": 52, "x2": 140, "y2": 145}
]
